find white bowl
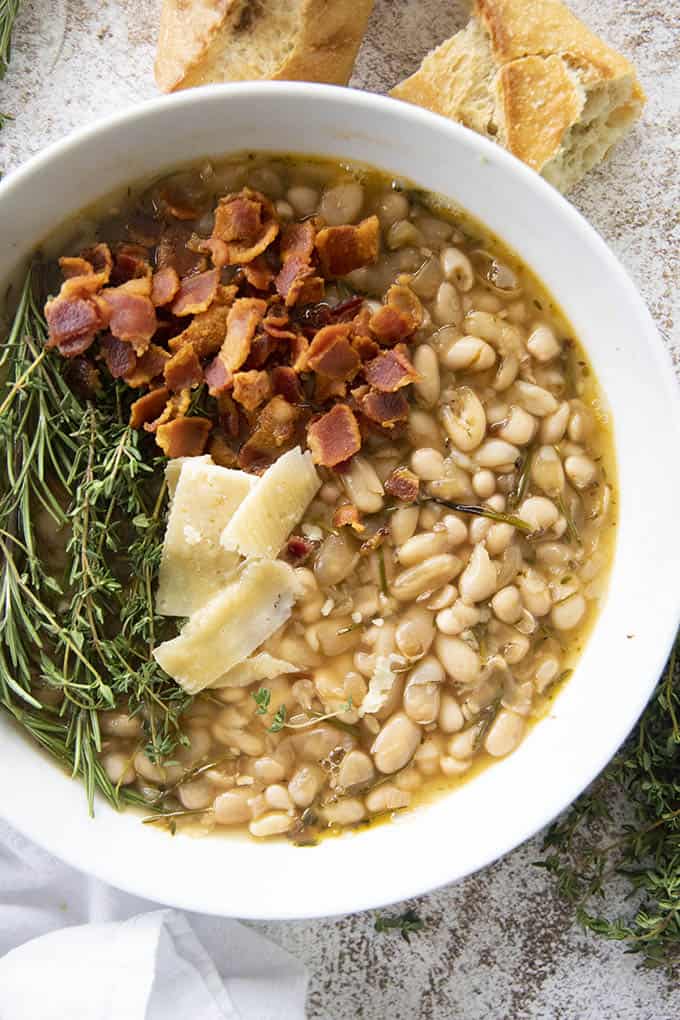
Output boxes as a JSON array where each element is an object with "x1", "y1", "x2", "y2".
[{"x1": 1, "y1": 83, "x2": 679, "y2": 920}]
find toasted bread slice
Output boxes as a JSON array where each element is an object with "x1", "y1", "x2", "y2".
[
  {"x1": 390, "y1": 0, "x2": 645, "y2": 192},
  {"x1": 155, "y1": 0, "x2": 375, "y2": 93}
]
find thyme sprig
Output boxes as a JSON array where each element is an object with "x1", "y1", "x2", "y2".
[
  {"x1": 538, "y1": 633, "x2": 680, "y2": 968},
  {"x1": 0, "y1": 266, "x2": 189, "y2": 814},
  {"x1": 0, "y1": 0, "x2": 21, "y2": 79}
]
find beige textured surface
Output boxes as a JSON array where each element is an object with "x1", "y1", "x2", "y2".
[{"x1": 1, "y1": 2, "x2": 679, "y2": 1016}]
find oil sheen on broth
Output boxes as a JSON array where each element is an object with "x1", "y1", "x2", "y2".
[{"x1": 44, "y1": 154, "x2": 616, "y2": 842}]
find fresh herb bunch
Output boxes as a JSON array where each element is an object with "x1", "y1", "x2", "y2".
[
  {"x1": 0, "y1": 0, "x2": 21, "y2": 79},
  {"x1": 538, "y1": 635, "x2": 680, "y2": 969},
  {"x1": 0, "y1": 265, "x2": 190, "y2": 814}
]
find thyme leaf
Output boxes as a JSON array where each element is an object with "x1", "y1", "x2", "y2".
[{"x1": 374, "y1": 909, "x2": 425, "y2": 942}]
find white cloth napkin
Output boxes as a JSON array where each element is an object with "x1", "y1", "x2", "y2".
[{"x1": 0, "y1": 821, "x2": 308, "y2": 1020}]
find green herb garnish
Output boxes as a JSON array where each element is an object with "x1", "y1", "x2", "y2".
[
  {"x1": 377, "y1": 545, "x2": 389, "y2": 596},
  {"x1": 425, "y1": 497, "x2": 533, "y2": 534},
  {"x1": 268, "y1": 703, "x2": 287, "y2": 733},
  {"x1": 0, "y1": 266, "x2": 189, "y2": 814},
  {"x1": 538, "y1": 634, "x2": 680, "y2": 968},
  {"x1": 252, "y1": 687, "x2": 271, "y2": 715},
  {"x1": 0, "y1": 0, "x2": 21, "y2": 79},
  {"x1": 507, "y1": 446, "x2": 534, "y2": 510},
  {"x1": 374, "y1": 909, "x2": 425, "y2": 942}
]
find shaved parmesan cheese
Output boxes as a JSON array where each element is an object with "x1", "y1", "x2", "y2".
[
  {"x1": 153, "y1": 559, "x2": 298, "y2": 695},
  {"x1": 210, "y1": 652, "x2": 299, "y2": 689},
  {"x1": 156, "y1": 460, "x2": 258, "y2": 617},
  {"x1": 359, "y1": 654, "x2": 404, "y2": 717},
  {"x1": 165, "y1": 454, "x2": 213, "y2": 500},
  {"x1": 221, "y1": 446, "x2": 321, "y2": 559}
]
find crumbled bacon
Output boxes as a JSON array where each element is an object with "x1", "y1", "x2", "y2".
[
  {"x1": 246, "y1": 333, "x2": 281, "y2": 369},
  {"x1": 315, "y1": 216, "x2": 380, "y2": 278},
  {"x1": 384, "y1": 467, "x2": 420, "y2": 503},
  {"x1": 99, "y1": 279, "x2": 157, "y2": 355},
  {"x1": 204, "y1": 356, "x2": 233, "y2": 396},
  {"x1": 244, "y1": 256, "x2": 275, "y2": 291},
  {"x1": 168, "y1": 285, "x2": 237, "y2": 358},
  {"x1": 369, "y1": 284, "x2": 422, "y2": 344},
  {"x1": 352, "y1": 333, "x2": 380, "y2": 362},
  {"x1": 364, "y1": 345, "x2": 419, "y2": 392},
  {"x1": 285, "y1": 535, "x2": 314, "y2": 564},
  {"x1": 238, "y1": 396, "x2": 300, "y2": 472},
  {"x1": 164, "y1": 345, "x2": 203, "y2": 391},
  {"x1": 203, "y1": 189, "x2": 279, "y2": 267},
  {"x1": 151, "y1": 266, "x2": 180, "y2": 307},
  {"x1": 315, "y1": 374, "x2": 347, "y2": 403},
  {"x1": 81, "y1": 243, "x2": 113, "y2": 281},
  {"x1": 218, "y1": 297, "x2": 267, "y2": 371},
  {"x1": 333, "y1": 503, "x2": 365, "y2": 533},
  {"x1": 125, "y1": 345, "x2": 171, "y2": 388},
  {"x1": 145, "y1": 388, "x2": 191, "y2": 433},
  {"x1": 232, "y1": 369, "x2": 272, "y2": 412},
  {"x1": 112, "y1": 244, "x2": 152, "y2": 284},
  {"x1": 307, "y1": 404, "x2": 361, "y2": 467},
  {"x1": 59, "y1": 256, "x2": 94, "y2": 279},
  {"x1": 99, "y1": 332, "x2": 137, "y2": 379},
  {"x1": 171, "y1": 268, "x2": 220, "y2": 316},
  {"x1": 156, "y1": 416, "x2": 212, "y2": 457},
  {"x1": 305, "y1": 323, "x2": 360, "y2": 381},
  {"x1": 217, "y1": 392, "x2": 240, "y2": 436},
  {"x1": 356, "y1": 388, "x2": 409, "y2": 427},
  {"x1": 208, "y1": 430, "x2": 238, "y2": 468},
  {"x1": 271, "y1": 365, "x2": 303, "y2": 404},
  {"x1": 45, "y1": 295, "x2": 102, "y2": 357},
  {"x1": 280, "y1": 220, "x2": 316, "y2": 264},
  {"x1": 129, "y1": 387, "x2": 170, "y2": 429}
]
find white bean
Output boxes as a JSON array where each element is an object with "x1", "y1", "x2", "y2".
[
  {"x1": 485, "y1": 522, "x2": 515, "y2": 556},
  {"x1": 440, "y1": 387, "x2": 486, "y2": 452},
  {"x1": 375, "y1": 189, "x2": 410, "y2": 228},
  {"x1": 288, "y1": 763, "x2": 325, "y2": 807},
  {"x1": 442, "y1": 335, "x2": 496, "y2": 372},
  {"x1": 518, "y1": 569, "x2": 552, "y2": 616},
  {"x1": 532, "y1": 445, "x2": 565, "y2": 495},
  {"x1": 433, "y1": 281, "x2": 463, "y2": 326},
  {"x1": 551, "y1": 593, "x2": 587, "y2": 631},
  {"x1": 472, "y1": 469, "x2": 496, "y2": 499},
  {"x1": 519, "y1": 496, "x2": 559, "y2": 532},
  {"x1": 342, "y1": 456, "x2": 384, "y2": 513},
  {"x1": 249, "y1": 812, "x2": 294, "y2": 838},
  {"x1": 177, "y1": 778, "x2": 215, "y2": 810},
  {"x1": 390, "y1": 505, "x2": 420, "y2": 546},
  {"x1": 513, "y1": 380, "x2": 558, "y2": 417},
  {"x1": 287, "y1": 185, "x2": 318, "y2": 217},
  {"x1": 491, "y1": 585, "x2": 522, "y2": 624},
  {"x1": 441, "y1": 514, "x2": 468, "y2": 546},
  {"x1": 540, "y1": 401, "x2": 570, "y2": 444},
  {"x1": 214, "y1": 789, "x2": 256, "y2": 825},
  {"x1": 337, "y1": 749, "x2": 375, "y2": 791},
  {"x1": 527, "y1": 323, "x2": 561, "y2": 362},
  {"x1": 413, "y1": 344, "x2": 440, "y2": 408},
  {"x1": 458, "y1": 544, "x2": 498, "y2": 603},
  {"x1": 436, "y1": 599, "x2": 481, "y2": 635},
  {"x1": 435, "y1": 634, "x2": 481, "y2": 683},
  {"x1": 395, "y1": 607, "x2": 436, "y2": 658},
  {"x1": 484, "y1": 709, "x2": 525, "y2": 757},
  {"x1": 320, "y1": 179, "x2": 364, "y2": 225},
  {"x1": 440, "y1": 247, "x2": 474, "y2": 290},
  {"x1": 323, "y1": 798, "x2": 366, "y2": 826},
  {"x1": 438, "y1": 693, "x2": 465, "y2": 733},
  {"x1": 474, "y1": 438, "x2": 519, "y2": 470},
  {"x1": 392, "y1": 553, "x2": 462, "y2": 601},
  {"x1": 398, "y1": 531, "x2": 449, "y2": 567},
  {"x1": 371, "y1": 712, "x2": 422, "y2": 773},
  {"x1": 365, "y1": 784, "x2": 411, "y2": 813},
  {"x1": 410, "y1": 447, "x2": 445, "y2": 481},
  {"x1": 565, "y1": 454, "x2": 598, "y2": 489},
  {"x1": 102, "y1": 752, "x2": 135, "y2": 786},
  {"x1": 264, "y1": 784, "x2": 294, "y2": 811},
  {"x1": 496, "y1": 406, "x2": 536, "y2": 446}
]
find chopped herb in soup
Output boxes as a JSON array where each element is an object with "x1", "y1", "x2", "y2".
[{"x1": 0, "y1": 154, "x2": 616, "y2": 842}]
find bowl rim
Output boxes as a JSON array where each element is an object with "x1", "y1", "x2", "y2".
[{"x1": 2, "y1": 81, "x2": 680, "y2": 920}]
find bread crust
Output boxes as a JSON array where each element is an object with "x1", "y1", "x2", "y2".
[
  {"x1": 155, "y1": 0, "x2": 374, "y2": 93},
  {"x1": 390, "y1": 0, "x2": 645, "y2": 191}
]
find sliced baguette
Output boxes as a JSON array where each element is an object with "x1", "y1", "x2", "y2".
[
  {"x1": 155, "y1": 0, "x2": 375, "y2": 93},
  {"x1": 390, "y1": 0, "x2": 645, "y2": 192}
]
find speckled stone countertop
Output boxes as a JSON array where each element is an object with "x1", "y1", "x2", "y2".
[{"x1": 1, "y1": 2, "x2": 678, "y2": 1016}]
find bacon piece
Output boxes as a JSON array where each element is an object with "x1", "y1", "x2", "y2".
[
  {"x1": 65, "y1": 357, "x2": 101, "y2": 398},
  {"x1": 59, "y1": 256, "x2": 94, "y2": 279},
  {"x1": 151, "y1": 266, "x2": 180, "y2": 307},
  {"x1": 306, "y1": 323, "x2": 360, "y2": 381},
  {"x1": 280, "y1": 220, "x2": 316, "y2": 264},
  {"x1": 164, "y1": 345, "x2": 203, "y2": 391},
  {"x1": 156, "y1": 223, "x2": 207, "y2": 278},
  {"x1": 125, "y1": 345, "x2": 171, "y2": 388},
  {"x1": 294, "y1": 274, "x2": 325, "y2": 306},
  {"x1": 385, "y1": 467, "x2": 420, "y2": 503},
  {"x1": 356, "y1": 388, "x2": 409, "y2": 427},
  {"x1": 45, "y1": 295, "x2": 102, "y2": 357},
  {"x1": 290, "y1": 335, "x2": 309, "y2": 373},
  {"x1": 285, "y1": 535, "x2": 314, "y2": 564},
  {"x1": 271, "y1": 365, "x2": 303, "y2": 404},
  {"x1": 168, "y1": 285, "x2": 237, "y2": 358},
  {"x1": 244, "y1": 256, "x2": 274, "y2": 291},
  {"x1": 81, "y1": 243, "x2": 113, "y2": 281},
  {"x1": 171, "y1": 268, "x2": 220, "y2": 316},
  {"x1": 246, "y1": 333, "x2": 281, "y2": 369},
  {"x1": 99, "y1": 332, "x2": 137, "y2": 379},
  {"x1": 232, "y1": 369, "x2": 272, "y2": 412},
  {"x1": 333, "y1": 504, "x2": 365, "y2": 533},
  {"x1": 204, "y1": 357, "x2": 233, "y2": 396},
  {"x1": 218, "y1": 297, "x2": 267, "y2": 372},
  {"x1": 100, "y1": 279, "x2": 157, "y2": 355},
  {"x1": 315, "y1": 375, "x2": 347, "y2": 403},
  {"x1": 156, "y1": 416, "x2": 212, "y2": 458},
  {"x1": 238, "y1": 396, "x2": 301, "y2": 473},
  {"x1": 352, "y1": 333, "x2": 380, "y2": 362},
  {"x1": 274, "y1": 256, "x2": 309, "y2": 304},
  {"x1": 315, "y1": 216, "x2": 380, "y2": 278},
  {"x1": 144, "y1": 388, "x2": 191, "y2": 433},
  {"x1": 129, "y1": 387, "x2": 170, "y2": 429},
  {"x1": 217, "y1": 392, "x2": 240, "y2": 436},
  {"x1": 112, "y1": 244, "x2": 152, "y2": 284},
  {"x1": 364, "y1": 346, "x2": 419, "y2": 392},
  {"x1": 204, "y1": 189, "x2": 279, "y2": 267},
  {"x1": 369, "y1": 284, "x2": 423, "y2": 344},
  {"x1": 307, "y1": 404, "x2": 361, "y2": 467},
  {"x1": 208, "y1": 431, "x2": 238, "y2": 468}
]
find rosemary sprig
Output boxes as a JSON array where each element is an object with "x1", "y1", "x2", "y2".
[
  {"x1": 424, "y1": 497, "x2": 533, "y2": 534},
  {"x1": 0, "y1": 0, "x2": 21, "y2": 79},
  {"x1": 0, "y1": 265, "x2": 189, "y2": 814}
]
